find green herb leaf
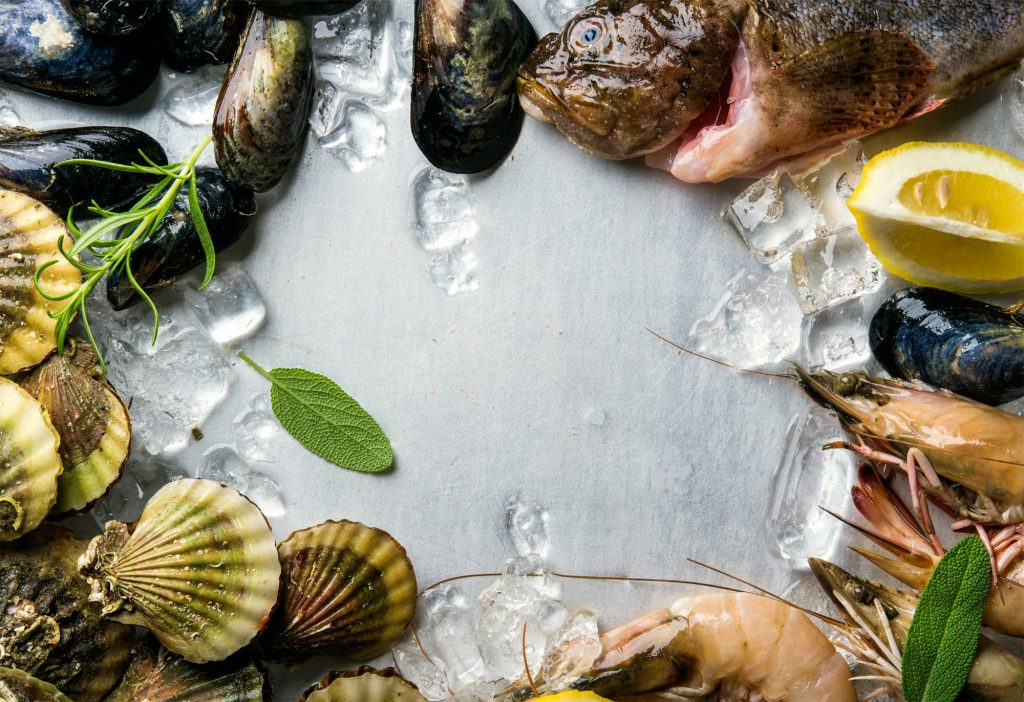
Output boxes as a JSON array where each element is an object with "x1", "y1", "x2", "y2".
[
  {"x1": 902, "y1": 535, "x2": 991, "y2": 702},
  {"x1": 238, "y1": 352, "x2": 394, "y2": 473}
]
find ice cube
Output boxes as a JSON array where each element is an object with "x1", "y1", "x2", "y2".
[
  {"x1": 162, "y1": 66, "x2": 226, "y2": 127},
  {"x1": 801, "y1": 298, "x2": 871, "y2": 371},
  {"x1": 310, "y1": 81, "x2": 341, "y2": 139},
  {"x1": 198, "y1": 444, "x2": 286, "y2": 518},
  {"x1": 688, "y1": 269, "x2": 804, "y2": 369},
  {"x1": 505, "y1": 495, "x2": 550, "y2": 559},
  {"x1": 428, "y1": 242, "x2": 479, "y2": 296},
  {"x1": 418, "y1": 584, "x2": 489, "y2": 691},
  {"x1": 790, "y1": 229, "x2": 884, "y2": 314},
  {"x1": 0, "y1": 91, "x2": 19, "y2": 127},
  {"x1": 392, "y1": 636, "x2": 452, "y2": 701},
  {"x1": 543, "y1": 0, "x2": 589, "y2": 28},
  {"x1": 85, "y1": 291, "x2": 232, "y2": 456},
  {"x1": 412, "y1": 167, "x2": 478, "y2": 252},
  {"x1": 539, "y1": 609, "x2": 601, "y2": 689},
  {"x1": 233, "y1": 392, "x2": 284, "y2": 462},
  {"x1": 91, "y1": 453, "x2": 191, "y2": 526},
  {"x1": 318, "y1": 100, "x2": 387, "y2": 172},
  {"x1": 183, "y1": 263, "x2": 267, "y2": 347},
  {"x1": 724, "y1": 172, "x2": 827, "y2": 264},
  {"x1": 794, "y1": 143, "x2": 865, "y2": 233},
  {"x1": 1009, "y1": 63, "x2": 1024, "y2": 142},
  {"x1": 765, "y1": 408, "x2": 854, "y2": 569}
]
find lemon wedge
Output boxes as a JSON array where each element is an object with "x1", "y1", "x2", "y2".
[
  {"x1": 848, "y1": 141, "x2": 1024, "y2": 292},
  {"x1": 529, "y1": 694, "x2": 611, "y2": 702}
]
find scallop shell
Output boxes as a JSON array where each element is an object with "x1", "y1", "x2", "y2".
[
  {"x1": 0, "y1": 525, "x2": 134, "y2": 702},
  {"x1": 19, "y1": 340, "x2": 131, "y2": 515},
  {"x1": 0, "y1": 668, "x2": 72, "y2": 702},
  {"x1": 78, "y1": 478, "x2": 281, "y2": 663},
  {"x1": 257, "y1": 520, "x2": 417, "y2": 664},
  {"x1": 0, "y1": 189, "x2": 83, "y2": 374},
  {"x1": 301, "y1": 667, "x2": 425, "y2": 702},
  {"x1": 0, "y1": 377, "x2": 62, "y2": 540},
  {"x1": 103, "y1": 636, "x2": 271, "y2": 702}
]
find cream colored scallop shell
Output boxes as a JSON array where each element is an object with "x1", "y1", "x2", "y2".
[
  {"x1": 0, "y1": 377, "x2": 62, "y2": 540},
  {"x1": 0, "y1": 189, "x2": 82, "y2": 374},
  {"x1": 78, "y1": 478, "x2": 281, "y2": 663},
  {"x1": 300, "y1": 667, "x2": 425, "y2": 702},
  {"x1": 0, "y1": 667, "x2": 73, "y2": 701}
]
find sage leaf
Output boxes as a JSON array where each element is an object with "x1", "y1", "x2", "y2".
[
  {"x1": 238, "y1": 352, "x2": 393, "y2": 473},
  {"x1": 902, "y1": 535, "x2": 991, "y2": 702}
]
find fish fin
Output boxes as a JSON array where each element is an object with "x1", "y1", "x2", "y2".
[
  {"x1": 850, "y1": 546, "x2": 931, "y2": 592},
  {"x1": 771, "y1": 30, "x2": 934, "y2": 140},
  {"x1": 901, "y1": 98, "x2": 949, "y2": 123}
]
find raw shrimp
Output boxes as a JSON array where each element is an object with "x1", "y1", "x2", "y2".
[
  {"x1": 811, "y1": 558, "x2": 1024, "y2": 701},
  {"x1": 796, "y1": 368, "x2": 1024, "y2": 525},
  {"x1": 527, "y1": 592, "x2": 856, "y2": 701}
]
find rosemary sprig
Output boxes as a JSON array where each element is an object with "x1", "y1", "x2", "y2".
[{"x1": 33, "y1": 137, "x2": 216, "y2": 369}]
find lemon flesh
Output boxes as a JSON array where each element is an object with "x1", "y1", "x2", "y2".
[{"x1": 849, "y1": 142, "x2": 1024, "y2": 292}]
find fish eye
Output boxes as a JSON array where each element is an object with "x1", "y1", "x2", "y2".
[{"x1": 571, "y1": 19, "x2": 605, "y2": 49}]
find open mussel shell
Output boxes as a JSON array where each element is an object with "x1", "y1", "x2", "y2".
[
  {"x1": 0, "y1": 0, "x2": 160, "y2": 106},
  {"x1": 0, "y1": 127, "x2": 168, "y2": 217},
  {"x1": 0, "y1": 379, "x2": 61, "y2": 541},
  {"x1": 18, "y1": 340, "x2": 131, "y2": 516},
  {"x1": 103, "y1": 636, "x2": 271, "y2": 702},
  {"x1": 63, "y1": 0, "x2": 163, "y2": 36},
  {"x1": 256, "y1": 520, "x2": 417, "y2": 664},
  {"x1": 106, "y1": 167, "x2": 256, "y2": 310},
  {"x1": 0, "y1": 668, "x2": 72, "y2": 702},
  {"x1": 0, "y1": 190, "x2": 83, "y2": 374},
  {"x1": 870, "y1": 287, "x2": 1024, "y2": 405},
  {"x1": 0, "y1": 525, "x2": 135, "y2": 701},
  {"x1": 214, "y1": 10, "x2": 314, "y2": 192},
  {"x1": 78, "y1": 478, "x2": 281, "y2": 664},
  {"x1": 246, "y1": 0, "x2": 360, "y2": 17},
  {"x1": 412, "y1": 0, "x2": 537, "y2": 174},
  {"x1": 161, "y1": 0, "x2": 249, "y2": 73},
  {"x1": 300, "y1": 667, "x2": 425, "y2": 702}
]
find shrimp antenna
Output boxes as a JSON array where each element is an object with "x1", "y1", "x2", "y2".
[
  {"x1": 522, "y1": 622, "x2": 538, "y2": 697},
  {"x1": 687, "y1": 558, "x2": 845, "y2": 628},
  {"x1": 644, "y1": 326, "x2": 791, "y2": 379}
]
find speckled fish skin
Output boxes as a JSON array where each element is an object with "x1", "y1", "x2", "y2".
[
  {"x1": 0, "y1": 0, "x2": 160, "y2": 106},
  {"x1": 518, "y1": 0, "x2": 1024, "y2": 181}
]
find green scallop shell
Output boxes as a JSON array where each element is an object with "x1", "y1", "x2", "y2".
[
  {"x1": 300, "y1": 667, "x2": 426, "y2": 702},
  {"x1": 78, "y1": 479, "x2": 281, "y2": 663},
  {"x1": 256, "y1": 519, "x2": 417, "y2": 664}
]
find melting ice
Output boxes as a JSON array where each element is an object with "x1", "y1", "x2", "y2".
[{"x1": 413, "y1": 167, "x2": 480, "y2": 296}]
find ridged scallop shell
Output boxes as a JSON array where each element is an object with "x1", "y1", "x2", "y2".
[
  {"x1": 0, "y1": 189, "x2": 83, "y2": 374},
  {"x1": 0, "y1": 525, "x2": 134, "y2": 702},
  {"x1": 78, "y1": 479, "x2": 281, "y2": 663},
  {"x1": 0, "y1": 377, "x2": 62, "y2": 540},
  {"x1": 257, "y1": 520, "x2": 417, "y2": 664},
  {"x1": 301, "y1": 667, "x2": 425, "y2": 702},
  {"x1": 0, "y1": 668, "x2": 72, "y2": 701},
  {"x1": 19, "y1": 341, "x2": 131, "y2": 515},
  {"x1": 103, "y1": 636, "x2": 271, "y2": 702}
]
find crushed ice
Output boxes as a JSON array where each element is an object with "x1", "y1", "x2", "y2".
[
  {"x1": 393, "y1": 496, "x2": 601, "y2": 700},
  {"x1": 540, "y1": 0, "x2": 591, "y2": 29},
  {"x1": 160, "y1": 66, "x2": 226, "y2": 127},
  {"x1": 199, "y1": 444, "x2": 285, "y2": 518},
  {"x1": 413, "y1": 167, "x2": 480, "y2": 296}
]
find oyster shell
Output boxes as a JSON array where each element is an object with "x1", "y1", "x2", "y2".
[
  {"x1": 64, "y1": 0, "x2": 163, "y2": 36},
  {"x1": 103, "y1": 636, "x2": 271, "y2": 702},
  {"x1": 18, "y1": 340, "x2": 131, "y2": 516},
  {"x1": 0, "y1": 189, "x2": 83, "y2": 375},
  {"x1": 214, "y1": 10, "x2": 314, "y2": 192},
  {"x1": 0, "y1": 668, "x2": 72, "y2": 702},
  {"x1": 0, "y1": 0, "x2": 160, "y2": 106},
  {"x1": 300, "y1": 667, "x2": 425, "y2": 702},
  {"x1": 161, "y1": 0, "x2": 249, "y2": 73},
  {"x1": 0, "y1": 525, "x2": 134, "y2": 702},
  {"x1": 106, "y1": 167, "x2": 256, "y2": 310},
  {"x1": 0, "y1": 126, "x2": 168, "y2": 217},
  {"x1": 257, "y1": 520, "x2": 417, "y2": 664},
  {"x1": 0, "y1": 378, "x2": 62, "y2": 540},
  {"x1": 411, "y1": 0, "x2": 537, "y2": 173},
  {"x1": 246, "y1": 0, "x2": 359, "y2": 17},
  {"x1": 78, "y1": 478, "x2": 281, "y2": 663}
]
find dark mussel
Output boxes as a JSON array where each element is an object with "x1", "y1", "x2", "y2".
[
  {"x1": 246, "y1": 0, "x2": 360, "y2": 16},
  {"x1": 0, "y1": 126, "x2": 167, "y2": 217},
  {"x1": 0, "y1": 0, "x2": 159, "y2": 106},
  {"x1": 411, "y1": 0, "x2": 537, "y2": 174},
  {"x1": 870, "y1": 287, "x2": 1024, "y2": 405},
  {"x1": 103, "y1": 637, "x2": 271, "y2": 702},
  {"x1": 0, "y1": 525, "x2": 135, "y2": 702},
  {"x1": 214, "y1": 10, "x2": 313, "y2": 192},
  {"x1": 106, "y1": 167, "x2": 256, "y2": 309},
  {"x1": 63, "y1": 0, "x2": 162, "y2": 36},
  {"x1": 161, "y1": 0, "x2": 249, "y2": 73}
]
